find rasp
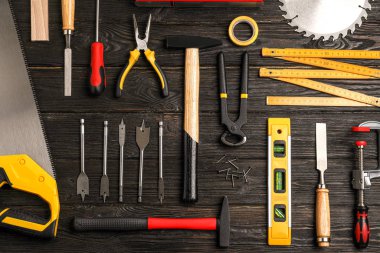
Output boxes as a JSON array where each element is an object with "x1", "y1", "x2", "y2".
[{"x1": 0, "y1": 0, "x2": 60, "y2": 238}]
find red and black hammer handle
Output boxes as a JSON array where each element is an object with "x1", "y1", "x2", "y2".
[
  {"x1": 73, "y1": 217, "x2": 217, "y2": 231},
  {"x1": 183, "y1": 48, "x2": 200, "y2": 202}
]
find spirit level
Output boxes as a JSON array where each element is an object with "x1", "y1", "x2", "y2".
[{"x1": 268, "y1": 118, "x2": 291, "y2": 246}]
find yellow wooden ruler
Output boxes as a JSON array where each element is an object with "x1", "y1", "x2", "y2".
[
  {"x1": 262, "y1": 48, "x2": 380, "y2": 59},
  {"x1": 278, "y1": 57, "x2": 380, "y2": 78},
  {"x1": 273, "y1": 78, "x2": 380, "y2": 107},
  {"x1": 260, "y1": 68, "x2": 374, "y2": 79},
  {"x1": 267, "y1": 96, "x2": 371, "y2": 107},
  {"x1": 261, "y1": 48, "x2": 380, "y2": 107}
]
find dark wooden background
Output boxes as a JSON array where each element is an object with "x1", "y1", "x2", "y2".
[{"x1": 2, "y1": 0, "x2": 380, "y2": 252}]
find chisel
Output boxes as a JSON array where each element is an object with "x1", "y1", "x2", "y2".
[
  {"x1": 62, "y1": 0, "x2": 75, "y2": 96},
  {"x1": 315, "y1": 123, "x2": 330, "y2": 247}
]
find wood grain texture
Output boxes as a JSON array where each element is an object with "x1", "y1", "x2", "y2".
[
  {"x1": 31, "y1": 0, "x2": 49, "y2": 41},
  {"x1": 61, "y1": 0, "x2": 75, "y2": 31},
  {"x1": 184, "y1": 48, "x2": 200, "y2": 141},
  {"x1": 316, "y1": 188, "x2": 330, "y2": 247},
  {"x1": 4, "y1": 0, "x2": 380, "y2": 252}
]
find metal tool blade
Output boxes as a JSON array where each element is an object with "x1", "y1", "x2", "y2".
[
  {"x1": 136, "y1": 120, "x2": 150, "y2": 150},
  {"x1": 77, "y1": 119, "x2": 89, "y2": 202},
  {"x1": 136, "y1": 120, "x2": 150, "y2": 203},
  {"x1": 0, "y1": 0, "x2": 54, "y2": 178},
  {"x1": 64, "y1": 48, "x2": 72, "y2": 96},
  {"x1": 158, "y1": 121, "x2": 164, "y2": 204},
  {"x1": 119, "y1": 119, "x2": 126, "y2": 202},
  {"x1": 316, "y1": 123, "x2": 327, "y2": 185},
  {"x1": 279, "y1": 0, "x2": 372, "y2": 41},
  {"x1": 100, "y1": 121, "x2": 109, "y2": 202}
]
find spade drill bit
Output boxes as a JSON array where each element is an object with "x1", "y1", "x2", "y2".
[
  {"x1": 119, "y1": 119, "x2": 126, "y2": 202},
  {"x1": 158, "y1": 121, "x2": 164, "y2": 204},
  {"x1": 77, "y1": 119, "x2": 89, "y2": 202},
  {"x1": 136, "y1": 120, "x2": 150, "y2": 203},
  {"x1": 100, "y1": 121, "x2": 109, "y2": 202}
]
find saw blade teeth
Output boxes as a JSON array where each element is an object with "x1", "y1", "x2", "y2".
[
  {"x1": 363, "y1": 0, "x2": 372, "y2": 10},
  {"x1": 279, "y1": 5, "x2": 286, "y2": 12}
]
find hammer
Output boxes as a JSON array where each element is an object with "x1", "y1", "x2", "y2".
[
  {"x1": 73, "y1": 196, "x2": 230, "y2": 248},
  {"x1": 166, "y1": 36, "x2": 222, "y2": 202}
]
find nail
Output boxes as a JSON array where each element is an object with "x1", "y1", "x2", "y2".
[
  {"x1": 215, "y1": 155, "x2": 226, "y2": 164},
  {"x1": 225, "y1": 169, "x2": 231, "y2": 180},
  {"x1": 228, "y1": 160, "x2": 239, "y2": 170},
  {"x1": 218, "y1": 168, "x2": 229, "y2": 173}
]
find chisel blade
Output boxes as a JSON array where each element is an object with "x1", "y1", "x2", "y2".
[
  {"x1": 64, "y1": 48, "x2": 72, "y2": 96},
  {"x1": 316, "y1": 123, "x2": 327, "y2": 173}
]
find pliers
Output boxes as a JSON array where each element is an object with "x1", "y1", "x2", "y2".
[
  {"x1": 218, "y1": 52, "x2": 249, "y2": 147},
  {"x1": 116, "y1": 14, "x2": 169, "y2": 98}
]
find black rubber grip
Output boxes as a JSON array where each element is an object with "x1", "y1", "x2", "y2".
[
  {"x1": 155, "y1": 61, "x2": 169, "y2": 97},
  {"x1": 0, "y1": 209, "x2": 56, "y2": 238},
  {"x1": 354, "y1": 206, "x2": 370, "y2": 249},
  {"x1": 183, "y1": 132, "x2": 198, "y2": 203},
  {"x1": 73, "y1": 217, "x2": 148, "y2": 231}
]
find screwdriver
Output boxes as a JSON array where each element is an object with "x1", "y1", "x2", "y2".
[
  {"x1": 62, "y1": 0, "x2": 75, "y2": 96},
  {"x1": 89, "y1": 0, "x2": 106, "y2": 95}
]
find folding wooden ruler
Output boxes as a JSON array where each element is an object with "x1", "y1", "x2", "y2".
[{"x1": 261, "y1": 48, "x2": 380, "y2": 107}]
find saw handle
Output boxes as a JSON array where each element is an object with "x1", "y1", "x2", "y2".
[
  {"x1": 0, "y1": 155, "x2": 60, "y2": 238},
  {"x1": 316, "y1": 187, "x2": 330, "y2": 247},
  {"x1": 354, "y1": 205, "x2": 370, "y2": 249}
]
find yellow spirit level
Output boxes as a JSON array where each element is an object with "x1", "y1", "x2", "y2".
[{"x1": 268, "y1": 118, "x2": 291, "y2": 246}]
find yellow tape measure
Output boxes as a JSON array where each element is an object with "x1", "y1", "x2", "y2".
[
  {"x1": 260, "y1": 68, "x2": 374, "y2": 79},
  {"x1": 229, "y1": 16, "x2": 259, "y2": 47},
  {"x1": 267, "y1": 96, "x2": 371, "y2": 107},
  {"x1": 262, "y1": 48, "x2": 380, "y2": 59},
  {"x1": 274, "y1": 78, "x2": 380, "y2": 107}
]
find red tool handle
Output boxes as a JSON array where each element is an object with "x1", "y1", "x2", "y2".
[
  {"x1": 90, "y1": 42, "x2": 106, "y2": 95},
  {"x1": 148, "y1": 218, "x2": 217, "y2": 230},
  {"x1": 354, "y1": 206, "x2": 370, "y2": 249}
]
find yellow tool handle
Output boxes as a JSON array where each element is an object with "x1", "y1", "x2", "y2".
[
  {"x1": 316, "y1": 188, "x2": 330, "y2": 247},
  {"x1": 278, "y1": 57, "x2": 380, "y2": 78},
  {"x1": 262, "y1": 48, "x2": 380, "y2": 59},
  {"x1": 115, "y1": 49, "x2": 140, "y2": 98},
  {"x1": 61, "y1": 0, "x2": 75, "y2": 31},
  {"x1": 144, "y1": 49, "x2": 169, "y2": 97},
  {"x1": 260, "y1": 68, "x2": 374, "y2": 79},
  {"x1": 267, "y1": 96, "x2": 371, "y2": 107},
  {"x1": 0, "y1": 155, "x2": 60, "y2": 238},
  {"x1": 273, "y1": 77, "x2": 380, "y2": 107}
]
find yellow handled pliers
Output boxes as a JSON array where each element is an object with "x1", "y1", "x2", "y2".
[{"x1": 116, "y1": 14, "x2": 169, "y2": 98}]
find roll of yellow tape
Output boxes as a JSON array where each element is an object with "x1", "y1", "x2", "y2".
[{"x1": 228, "y1": 16, "x2": 259, "y2": 47}]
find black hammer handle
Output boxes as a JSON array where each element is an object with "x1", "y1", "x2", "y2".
[
  {"x1": 73, "y1": 217, "x2": 148, "y2": 231},
  {"x1": 183, "y1": 48, "x2": 199, "y2": 202}
]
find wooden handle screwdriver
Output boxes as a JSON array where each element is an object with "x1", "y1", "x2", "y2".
[{"x1": 62, "y1": 0, "x2": 75, "y2": 96}]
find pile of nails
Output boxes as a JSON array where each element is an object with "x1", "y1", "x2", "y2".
[{"x1": 215, "y1": 155, "x2": 252, "y2": 188}]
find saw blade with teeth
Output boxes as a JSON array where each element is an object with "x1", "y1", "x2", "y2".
[{"x1": 279, "y1": 0, "x2": 373, "y2": 41}]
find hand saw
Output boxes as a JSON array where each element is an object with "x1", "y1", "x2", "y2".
[{"x1": 0, "y1": 0, "x2": 59, "y2": 238}]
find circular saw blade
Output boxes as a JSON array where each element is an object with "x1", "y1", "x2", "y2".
[{"x1": 279, "y1": 0, "x2": 373, "y2": 41}]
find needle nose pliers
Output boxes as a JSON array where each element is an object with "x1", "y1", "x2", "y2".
[
  {"x1": 116, "y1": 14, "x2": 169, "y2": 98},
  {"x1": 218, "y1": 52, "x2": 249, "y2": 147}
]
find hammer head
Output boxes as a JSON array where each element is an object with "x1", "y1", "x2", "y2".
[
  {"x1": 218, "y1": 196, "x2": 230, "y2": 248},
  {"x1": 166, "y1": 36, "x2": 222, "y2": 49}
]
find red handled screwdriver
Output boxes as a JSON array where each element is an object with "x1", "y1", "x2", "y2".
[{"x1": 89, "y1": 0, "x2": 106, "y2": 95}]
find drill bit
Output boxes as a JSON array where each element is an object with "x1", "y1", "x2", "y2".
[
  {"x1": 136, "y1": 120, "x2": 150, "y2": 203},
  {"x1": 100, "y1": 121, "x2": 109, "y2": 203},
  {"x1": 119, "y1": 119, "x2": 126, "y2": 202},
  {"x1": 158, "y1": 121, "x2": 164, "y2": 204},
  {"x1": 77, "y1": 119, "x2": 89, "y2": 202}
]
